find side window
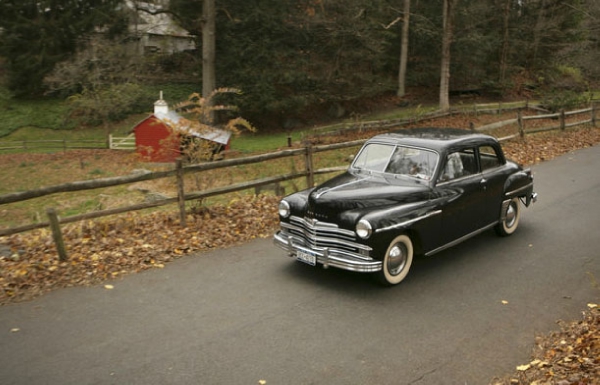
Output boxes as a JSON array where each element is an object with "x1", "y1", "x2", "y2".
[
  {"x1": 479, "y1": 145, "x2": 503, "y2": 171},
  {"x1": 438, "y1": 149, "x2": 477, "y2": 182}
]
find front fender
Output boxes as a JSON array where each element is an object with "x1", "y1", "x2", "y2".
[
  {"x1": 366, "y1": 201, "x2": 438, "y2": 233},
  {"x1": 351, "y1": 200, "x2": 442, "y2": 258}
]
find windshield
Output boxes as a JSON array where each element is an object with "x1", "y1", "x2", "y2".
[{"x1": 352, "y1": 143, "x2": 438, "y2": 181}]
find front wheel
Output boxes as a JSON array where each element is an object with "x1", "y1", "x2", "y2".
[
  {"x1": 376, "y1": 234, "x2": 414, "y2": 286},
  {"x1": 495, "y1": 198, "x2": 521, "y2": 237}
]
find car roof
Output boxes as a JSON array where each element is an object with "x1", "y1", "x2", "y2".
[{"x1": 367, "y1": 127, "x2": 498, "y2": 152}]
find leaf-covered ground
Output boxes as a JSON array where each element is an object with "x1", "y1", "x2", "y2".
[
  {"x1": 491, "y1": 305, "x2": 599, "y2": 385},
  {"x1": 0, "y1": 194, "x2": 280, "y2": 304},
  {"x1": 1, "y1": 123, "x2": 599, "y2": 385}
]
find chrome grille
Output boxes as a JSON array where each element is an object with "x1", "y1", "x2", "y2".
[{"x1": 282, "y1": 215, "x2": 370, "y2": 254}]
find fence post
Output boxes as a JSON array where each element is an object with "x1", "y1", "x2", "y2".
[
  {"x1": 304, "y1": 143, "x2": 315, "y2": 189},
  {"x1": 517, "y1": 111, "x2": 524, "y2": 138},
  {"x1": 176, "y1": 159, "x2": 186, "y2": 228},
  {"x1": 47, "y1": 208, "x2": 68, "y2": 261},
  {"x1": 592, "y1": 103, "x2": 597, "y2": 128},
  {"x1": 560, "y1": 109, "x2": 566, "y2": 130}
]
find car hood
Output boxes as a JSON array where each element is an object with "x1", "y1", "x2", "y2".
[{"x1": 305, "y1": 171, "x2": 431, "y2": 222}]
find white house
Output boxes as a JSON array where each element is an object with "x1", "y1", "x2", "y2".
[{"x1": 125, "y1": 0, "x2": 196, "y2": 55}]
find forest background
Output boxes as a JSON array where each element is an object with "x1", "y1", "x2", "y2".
[
  {"x1": 0, "y1": 4, "x2": 599, "y2": 383},
  {"x1": 1, "y1": 0, "x2": 599, "y2": 134}
]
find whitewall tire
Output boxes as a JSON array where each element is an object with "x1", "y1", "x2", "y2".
[
  {"x1": 495, "y1": 198, "x2": 521, "y2": 237},
  {"x1": 377, "y1": 234, "x2": 414, "y2": 286}
]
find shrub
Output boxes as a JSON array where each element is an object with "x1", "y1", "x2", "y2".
[
  {"x1": 541, "y1": 90, "x2": 589, "y2": 112},
  {"x1": 67, "y1": 83, "x2": 151, "y2": 127}
]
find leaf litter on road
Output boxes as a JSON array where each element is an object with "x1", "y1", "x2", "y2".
[
  {"x1": 1, "y1": 124, "x2": 600, "y2": 384},
  {"x1": 1, "y1": 194, "x2": 280, "y2": 305}
]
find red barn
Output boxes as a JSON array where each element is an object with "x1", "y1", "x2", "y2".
[{"x1": 133, "y1": 96, "x2": 231, "y2": 162}]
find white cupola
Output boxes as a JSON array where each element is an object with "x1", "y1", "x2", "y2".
[{"x1": 154, "y1": 91, "x2": 169, "y2": 115}]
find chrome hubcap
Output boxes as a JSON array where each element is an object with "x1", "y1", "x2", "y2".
[
  {"x1": 505, "y1": 202, "x2": 517, "y2": 228},
  {"x1": 388, "y1": 244, "x2": 407, "y2": 276}
]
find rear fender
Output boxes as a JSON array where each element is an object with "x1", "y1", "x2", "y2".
[{"x1": 504, "y1": 168, "x2": 535, "y2": 207}]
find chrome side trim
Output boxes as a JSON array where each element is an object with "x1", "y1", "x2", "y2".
[
  {"x1": 424, "y1": 222, "x2": 498, "y2": 257},
  {"x1": 506, "y1": 181, "x2": 533, "y2": 197},
  {"x1": 314, "y1": 177, "x2": 369, "y2": 199},
  {"x1": 375, "y1": 210, "x2": 442, "y2": 234}
]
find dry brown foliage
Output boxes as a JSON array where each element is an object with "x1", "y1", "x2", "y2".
[
  {"x1": 0, "y1": 120, "x2": 599, "y2": 384},
  {"x1": 1, "y1": 124, "x2": 600, "y2": 305},
  {"x1": 491, "y1": 306, "x2": 599, "y2": 385},
  {"x1": 0, "y1": 194, "x2": 279, "y2": 304}
]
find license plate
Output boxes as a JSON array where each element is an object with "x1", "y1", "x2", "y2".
[{"x1": 296, "y1": 250, "x2": 317, "y2": 266}]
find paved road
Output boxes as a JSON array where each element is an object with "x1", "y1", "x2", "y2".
[{"x1": 1, "y1": 146, "x2": 599, "y2": 385}]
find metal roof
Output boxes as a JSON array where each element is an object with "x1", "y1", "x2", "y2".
[{"x1": 154, "y1": 111, "x2": 232, "y2": 145}]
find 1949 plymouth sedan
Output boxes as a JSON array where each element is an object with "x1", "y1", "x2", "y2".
[{"x1": 273, "y1": 128, "x2": 537, "y2": 285}]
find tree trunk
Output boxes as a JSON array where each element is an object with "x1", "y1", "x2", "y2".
[
  {"x1": 499, "y1": 0, "x2": 511, "y2": 83},
  {"x1": 439, "y1": 0, "x2": 457, "y2": 112},
  {"x1": 397, "y1": 0, "x2": 411, "y2": 97},
  {"x1": 530, "y1": 0, "x2": 547, "y2": 70},
  {"x1": 202, "y1": 0, "x2": 216, "y2": 121}
]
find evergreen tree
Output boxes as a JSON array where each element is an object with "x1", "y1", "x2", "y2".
[{"x1": 0, "y1": 0, "x2": 126, "y2": 97}]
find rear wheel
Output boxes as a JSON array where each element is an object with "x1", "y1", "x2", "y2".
[
  {"x1": 377, "y1": 234, "x2": 413, "y2": 286},
  {"x1": 495, "y1": 198, "x2": 521, "y2": 236}
]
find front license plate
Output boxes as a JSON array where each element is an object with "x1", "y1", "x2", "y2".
[{"x1": 296, "y1": 250, "x2": 317, "y2": 266}]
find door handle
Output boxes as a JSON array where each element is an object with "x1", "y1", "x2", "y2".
[{"x1": 480, "y1": 178, "x2": 487, "y2": 190}]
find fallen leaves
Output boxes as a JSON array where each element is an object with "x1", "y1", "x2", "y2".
[
  {"x1": 0, "y1": 194, "x2": 280, "y2": 305},
  {"x1": 0, "y1": 122, "x2": 599, "y2": 384},
  {"x1": 501, "y1": 127, "x2": 600, "y2": 166},
  {"x1": 491, "y1": 306, "x2": 600, "y2": 384}
]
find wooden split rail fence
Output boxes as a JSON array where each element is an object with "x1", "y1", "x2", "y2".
[{"x1": 0, "y1": 102, "x2": 598, "y2": 260}]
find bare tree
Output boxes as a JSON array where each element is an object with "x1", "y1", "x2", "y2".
[
  {"x1": 439, "y1": 0, "x2": 457, "y2": 111},
  {"x1": 398, "y1": 0, "x2": 411, "y2": 97},
  {"x1": 202, "y1": 0, "x2": 217, "y2": 122},
  {"x1": 499, "y1": 0, "x2": 511, "y2": 83}
]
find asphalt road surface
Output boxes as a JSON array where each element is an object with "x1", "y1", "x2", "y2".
[{"x1": 1, "y1": 146, "x2": 599, "y2": 385}]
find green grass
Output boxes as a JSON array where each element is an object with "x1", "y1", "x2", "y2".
[
  {"x1": 0, "y1": 83, "x2": 201, "y2": 139},
  {"x1": 3, "y1": 126, "x2": 108, "y2": 141},
  {"x1": 0, "y1": 81, "x2": 441, "y2": 153},
  {"x1": 0, "y1": 91, "x2": 73, "y2": 137},
  {"x1": 232, "y1": 130, "x2": 306, "y2": 153}
]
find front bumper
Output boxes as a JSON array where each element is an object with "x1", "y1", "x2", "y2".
[{"x1": 273, "y1": 230, "x2": 382, "y2": 273}]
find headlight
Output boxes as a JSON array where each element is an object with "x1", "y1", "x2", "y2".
[
  {"x1": 278, "y1": 200, "x2": 291, "y2": 218},
  {"x1": 356, "y1": 219, "x2": 372, "y2": 239}
]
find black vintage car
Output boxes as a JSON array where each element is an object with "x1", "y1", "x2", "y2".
[{"x1": 274, "y1": 128, "x2": 537, "y2": 285}]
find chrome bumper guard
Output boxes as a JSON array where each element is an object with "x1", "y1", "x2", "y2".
[
  {"x1": 273, "y1": 231, "x2": 382, "y2": 273},
  {"x1": 530, "y1": 192, "x2": 538, "y2": 204}
]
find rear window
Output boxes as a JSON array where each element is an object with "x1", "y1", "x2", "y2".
[{"x1": 479, "y1": 145, "x2": 503, "y2": 171}]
